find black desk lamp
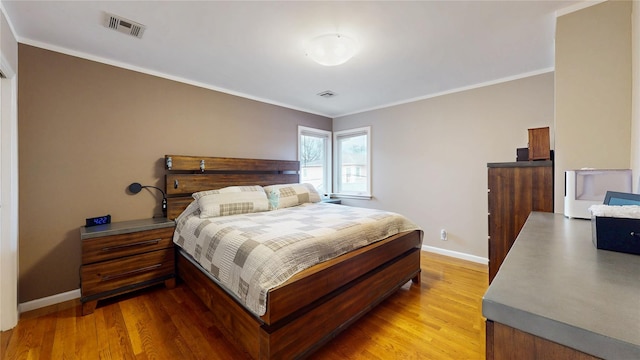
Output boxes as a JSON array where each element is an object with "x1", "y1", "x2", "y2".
[{"x1": 128, "y1": 182, "x2": 167, "y2": 217}]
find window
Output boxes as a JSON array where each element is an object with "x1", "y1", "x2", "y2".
[
  {"x1": 334, "y1": 126, "x2": 371, "y2": 198},
  {"x1": 298, "y1": 126, "x2": 331, "y2": 196}
]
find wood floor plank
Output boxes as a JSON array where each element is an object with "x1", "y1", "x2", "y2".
[
  {"x1": 121, "y1": 295, "x2": 176, "y2": 360},
  {"x1": 142, "y1": 291, "x2": 197, "y2": 360},
  {"x1": 1, "y1": 251, "x2": 488, "y2": 359},
  {"x1": 92, "y1": 309, "x2": 112, "y2": 360},
  {"x1": 100, "y1": 302, "x2": 133, "y2": 360},
  {"x1": 76, "y1": 305, "x2": 99, "y2": 360},
  {"x1": 1, "y1": 318, "x2": 29, "y2": 360},
  {"x1": 0, "y1": 329, "x2": 11, "y2": 360},
  {"x1": 50, "y1": 304, "x2": 77, "y2": 359},
  {"x1": 118, "y1": 300, "x2": 145, "y2": 358},
  {"x1": 155, "y1": 290, "x2": 219, "y2": 360},
  {"x1": 31, "y1": 311, "x2": 57, "y2": 360}
]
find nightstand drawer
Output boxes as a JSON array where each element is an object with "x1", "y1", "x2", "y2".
[
  {"x1": 81, "y1": 247, "x2": 175, "y2": 297},
  {"x1": 82, "y1": 227, "x2": 174, "y2": 265}
]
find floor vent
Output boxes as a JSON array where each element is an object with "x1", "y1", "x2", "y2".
[
  {"x1": 317, "y1": 90, "x2": 336, "y2": 98},
  {"x1": 104, "y1": 12, "x2": 146, "y2": 39}
]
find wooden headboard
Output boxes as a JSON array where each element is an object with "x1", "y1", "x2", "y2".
[{"x1": 164, "y1": 155, "x2": 299, "y2": 220}]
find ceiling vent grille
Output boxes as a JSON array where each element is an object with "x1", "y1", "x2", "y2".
[
  {"x1": 317, "y1": 90, "x2": 336, "y2": 98},
  {"x1": 104, "y1": 12, "x2": 145, "y2": 39}
]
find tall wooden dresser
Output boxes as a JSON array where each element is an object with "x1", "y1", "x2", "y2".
[{"x1": 487, "y1": 161, "x2": 553, "y2": 283}]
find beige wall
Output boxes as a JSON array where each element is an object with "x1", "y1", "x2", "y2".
[
  {"x1": 333, "y1": 73, "x2": 554, "y2": 259},
  {"x1": 18, "y1": 44, "x2": 331, "y2": 302},
  {"x1": 632, "y1": 1, "x2": 640, "y2": 188},
  {"x1": 555, "y1": 0, "x2": 632, "y2": 211}
]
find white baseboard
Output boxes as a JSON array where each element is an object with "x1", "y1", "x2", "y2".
[
  {"x1": 422, "y1": 245, "x2": 488, "y2": 265},
  {"x1": 18, "y1": 288, "x2": 81, "y2": 313}
]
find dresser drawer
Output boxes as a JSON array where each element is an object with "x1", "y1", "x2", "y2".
[
  {"x1": 81, "y1": 247, "x2": 175, "y2": 297},
  {"x1": 82, "y1": 227, "x2": 174, "y2": 265}
]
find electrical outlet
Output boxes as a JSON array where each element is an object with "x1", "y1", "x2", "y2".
[{"x1": 440, "y1": 229, "x2": 447, "y2": 241}]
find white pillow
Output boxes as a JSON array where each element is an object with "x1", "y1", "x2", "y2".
[
  {"x1": 193, "y1": 185, "x2": 269, "y2": 218},
  {"x1": 263, "y1": 183, "x2": 321, "y2": 210},
  {"x1": 192, "y1": 185, "x2": 263, "y2": 200}
]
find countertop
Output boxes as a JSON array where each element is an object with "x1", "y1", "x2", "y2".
[
  {"x1": 482, "y1": 212, "x2": 640, "y2": 359},
  {"x1": 80, "y1": 217, "x2": 175, "y2": 240}
]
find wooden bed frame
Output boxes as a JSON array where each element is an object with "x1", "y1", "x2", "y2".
[{"x1": 165, "y1": 155, "x2": 422, "y2": 359}]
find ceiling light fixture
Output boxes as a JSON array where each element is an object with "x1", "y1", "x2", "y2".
[
  {"x1": 317, "y1": 90, "x2": 336, "y2": 98},
  {"x1": 305, "y1": 34, "x2": 357, "y2": 66}
]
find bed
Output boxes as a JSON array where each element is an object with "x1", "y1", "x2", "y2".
[{"x1": 165, "y1": 155, "x2": 423, "y2": 359}]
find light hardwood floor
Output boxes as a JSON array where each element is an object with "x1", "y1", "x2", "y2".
[{"x1": 1, "y1": 251, "x2": 488, "y2": 359}]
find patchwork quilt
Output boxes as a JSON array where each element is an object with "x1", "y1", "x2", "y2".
[{"x1": 173, "y1": 201, "x2": 422, "y2": 316}]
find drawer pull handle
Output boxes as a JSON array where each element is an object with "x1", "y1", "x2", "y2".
[
  {"x1": 631, "y1": 232, "x2": 640, "y2": 238},
  {"x1": 101, "y1": 239, "x2": 161, "y2": 252},
  {"x1": 101, "y1": 264, "x2": 163, "y2": 281}
]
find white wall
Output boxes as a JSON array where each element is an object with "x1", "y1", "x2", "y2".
[
  {"x1": 0, "y1": 5, "x2": 19, "y2": 331},
  {"x1": 334, "y1": 73, "x2": 554, "y2": 260}
]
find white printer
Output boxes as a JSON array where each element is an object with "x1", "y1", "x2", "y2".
[{"x1": 564, "y1": 169, "x2": 632, "y2": 219}]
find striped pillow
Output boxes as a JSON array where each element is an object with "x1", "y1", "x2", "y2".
[{"x1": 192, "y1": 185, "x2": 264, "y2": 200}]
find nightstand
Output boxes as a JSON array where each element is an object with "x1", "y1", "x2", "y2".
[{"x1": 80, "y1": 217, "x2": 176, "y2": 315}]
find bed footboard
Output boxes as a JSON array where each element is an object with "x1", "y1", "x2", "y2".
[
  {"x1": 176, "y1": 232, "x2": 422, "y2": 359},
  {"x1": 261, "y1": 248, "x2": 421, "y2": 359}
]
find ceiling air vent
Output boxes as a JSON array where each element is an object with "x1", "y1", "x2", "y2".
[
  {"x1": 104, "y1": 12, "x2": 146, "y2": 39},
  {"x1": 317, "y1": 90, "x2": 336, "y2": 98}
]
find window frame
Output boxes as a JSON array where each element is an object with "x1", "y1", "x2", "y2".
[
  {"x1": 297, "y1": 126, "x2": 332, "y2": 197},
  {"x1": 333, "y1": 126, "x2": 372, "y2": 199}
]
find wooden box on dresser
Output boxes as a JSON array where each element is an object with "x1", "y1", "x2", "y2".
[
  {"x1": 487, "y1": 161, "x2": 553, "y2": 283},
  {"x1": 80, "y1": 218, "x2": 176, "y2": 315}
]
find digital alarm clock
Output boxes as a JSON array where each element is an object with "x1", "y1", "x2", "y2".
[{"x1": 85, "y1": 214, "x2": 111, "y2": 227}]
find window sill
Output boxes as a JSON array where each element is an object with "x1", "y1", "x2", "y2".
[{"x1": 332, "y1": 193, "x2": 372, "y2": 200}]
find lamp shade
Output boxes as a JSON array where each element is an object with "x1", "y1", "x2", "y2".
[
  {"x1": 128, "y1": 182, "x2": 167, "y2": 216},
  {"x1": 128, "y1": 182, "x2": 143, "y2": 193},
  {"x1": 305, "y1": 34, "x2": 357, "y2": 66}
]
